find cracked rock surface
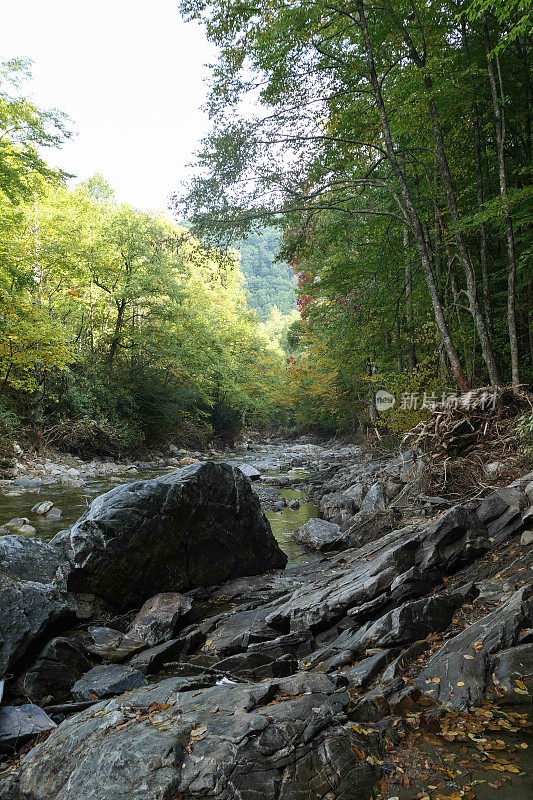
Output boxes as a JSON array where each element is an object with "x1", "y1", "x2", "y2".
[{"x1": 0, "y1": 674, "x2": 379, "y2": 800}]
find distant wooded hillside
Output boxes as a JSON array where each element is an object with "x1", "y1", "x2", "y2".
[{"x1": 237, "y1": 228, "x2": 296, "y2": 320}]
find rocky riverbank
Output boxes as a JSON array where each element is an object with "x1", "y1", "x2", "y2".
[{"x1": 0, "y1": 433, "x2": 532, "y2": 799}]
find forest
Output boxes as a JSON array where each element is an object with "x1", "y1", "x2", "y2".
[
  {"x1": 1, "y1": 0, "x2": 532, "y2": 458},
  {"x1": 0, "y1": 59, "x2": 289, "y2": 454},
  {"x1": 238, "y1": 227, "x2": 296, "y2": 320},
  {"x1": 179, "y1": 0, "x2": 532, "y2": 433}
]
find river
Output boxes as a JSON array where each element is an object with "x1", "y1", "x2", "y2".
[{"x1": 0, "y1": 450, "x2": 320, "y2": 565}]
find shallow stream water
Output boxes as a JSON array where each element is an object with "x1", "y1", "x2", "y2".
[{"x1": 0, "y1": 457, "x2": 318, "y2": 566}]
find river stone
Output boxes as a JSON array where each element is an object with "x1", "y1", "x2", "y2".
[
  {"x1": 31, "y1": 501, "x2": 54, "y2": 516},
  {"x1": 476, "y1": 486, "x2": 527, "y2": 526},
  {"x1": 293, "y1": 518, "x2": 349, "y2": 551},
  {"x1": 128, "y1": 638, "x2": 186, "y2": 673},
  {"x1": 0, "y1": 704, "x2": 56, "y2": 751},
  {"x1": 314, "y1": 592, "x2": 464, "y2": 672},
  {"x1": 520, "y1": 528, "x2": 533, "y2": 546},
  {"x1": 51, "y1": 461, "x2": 287, "y2": 609},
  {"x1": 127, "y1": 592, "x2": 193, "y2": 646},
  {"x1": 4, "y1": 519, "x2": 37, "y2": 536},
  {"x1": 85, "y1": 627, "x2": 147, "y2": 663},
  {"x1": 234, "y1": 462, "x2": 261, "y2": 480},
  {"x1": 13, "y1": 478, "x2": 42, "y2": 488},
  {"x1": 0, "y1": 673, "x2": 379, "y2": 800},
  {"x1": 359, "y1": 482, "x2": 387, "y2": 514},
  {"x1": 347, "y1": 508, "x2": 401, "y2": 548},
  {"x1": 71, "y1": 664, "x2": 146, "y2": 701},
  {"x1": 0, "y1": 535, "x2": 70, "y2": 676},
  {"x1": 342, "y1": 649, "x2": 395, "y2": 689},
  {"x1": 22, "y1": 637, "x2": 92, "y2": 703},
  {"x1": 344, "y1": 482, "x2": 365, "y2": 508},
  {"x1": 319, "y1": 491, "x2": 354, "y2": 523},
  {"x1": 493, "y1": 643, "x2": 533, "y2": 704}
]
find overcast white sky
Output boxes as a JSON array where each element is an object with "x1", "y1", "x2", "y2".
[{"x1": 0, "y1": 0, "x2": 217, "y2": 213}]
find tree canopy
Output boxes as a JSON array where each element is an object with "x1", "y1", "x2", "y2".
[{"x1": 177, "y1": 0, "x2": 532, "y2": 431}]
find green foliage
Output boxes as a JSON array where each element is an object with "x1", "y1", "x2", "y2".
[
  {"x1": 237, "y1": 227, "x2": 296, "y2": 319},
  {"x1": 0, "y1": 58, "x2": 71, "y2": 203},
  {"x1": 464, "y1": 0, "x2": 533, "y2": 50},
  {"x1": 0, "y1": 176, "x2": 286, "y2": 451},
  {"x1": 178, "y1": 0, "x2": 533, "y2": 432},
  {"x1": 517, "y1": 410, "x2": 533, "y2": 459}
]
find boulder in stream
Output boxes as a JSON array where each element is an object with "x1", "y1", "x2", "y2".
[
  {"x1": 52, "y1": 461, "x2": 287, "y2": 609},
  {"x1": 293, "y1": 517, "x2": 349, "y2": 551}
]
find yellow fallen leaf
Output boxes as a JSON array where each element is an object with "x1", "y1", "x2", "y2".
[
  {"x1": 514, "y1": 679, "x2": 528, "y2": 691},
  {"x1": 457, "y1": 682, "x2": 465, "y2": 687}
]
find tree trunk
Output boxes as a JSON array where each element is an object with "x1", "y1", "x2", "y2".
[
  {"x1": 528, "y1": 279, "x2": 533, "y2": 368},
  {"x1": 30, "y1": 365, "x2": 45, "y2": 453},
  {"x1": 403, "y1": 227, "x2": 416, "y2": 371},
  {"x1": 89, "y1": 281, "x2": 94, "y2": 354},
  {"x1": 460, "y1": 16, "x2": 494, "y2": 340},
  {"x1": 484, "y1": 18, "x2": 520, "y2": 386},
  {"x1": 395, "y1": 317, "x2": 403, "y2": 373},
  {"x1": 107, "y1": 298, "x2": 126, "y2": 368},
  {"x1": 472, "y1": 107, "x2": 494, "y2": 339},
  {"x1": 424, "y1": 76, "x2": 501, "y2": 387}
]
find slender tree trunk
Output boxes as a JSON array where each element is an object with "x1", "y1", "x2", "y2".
[
  {"x1": 31, "y1": 365, "x2": 45, "y2": 453},
  {"x1": 484, "y1": 18, "x2": 520, "y2": 386},
  {"x1": 403, "y1": 227, "x2": 416, "y2": 371},
  {"x1": 391, "y1": 10, "x2": 499, "y2": 384},
  {"x1": 394, "y1": 317, "x2": 404, "y2": 373},
  {"x1": 356, "y1": 0, "x2": 468, "y2": 391},
  {"x1": 367, "y1": 358, "x2": 377, "y2": 422},
  {"x1": 473, "y1": 108, "x2": 494, "y2": 339},
  {"x1": 89, "y1": 281, "x2": 94, "y2": 354},
  {"x1": 460, "y1": 16, "x2": 494, "y2": 340},
  {"x1": 424, "y1": 77, "x2": 501, "y2": 386},
  {"x1": 0, "y1": 364, "x2": 12, "y2": 398},
  {"x1": 108, "y1": 298, "x2": 126, "y2": 368},
  {"x1": 528, "y1": 278, "x2": 533, "y2": 368}
]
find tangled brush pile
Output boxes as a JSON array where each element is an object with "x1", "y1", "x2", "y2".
[{"x1": 402, "y1": 387, "x2": 533, "y2": 499}]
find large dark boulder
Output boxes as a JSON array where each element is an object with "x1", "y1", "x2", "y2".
[
  {"x1": 52, "y1": 462, "x2": 287, "y2": 609},
  {"x1": 0, "y1": 536, "x2": 71, "y2": 677},
  {"x1": 22, "y1": 636, "x2": 92, "y2": 704}
]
